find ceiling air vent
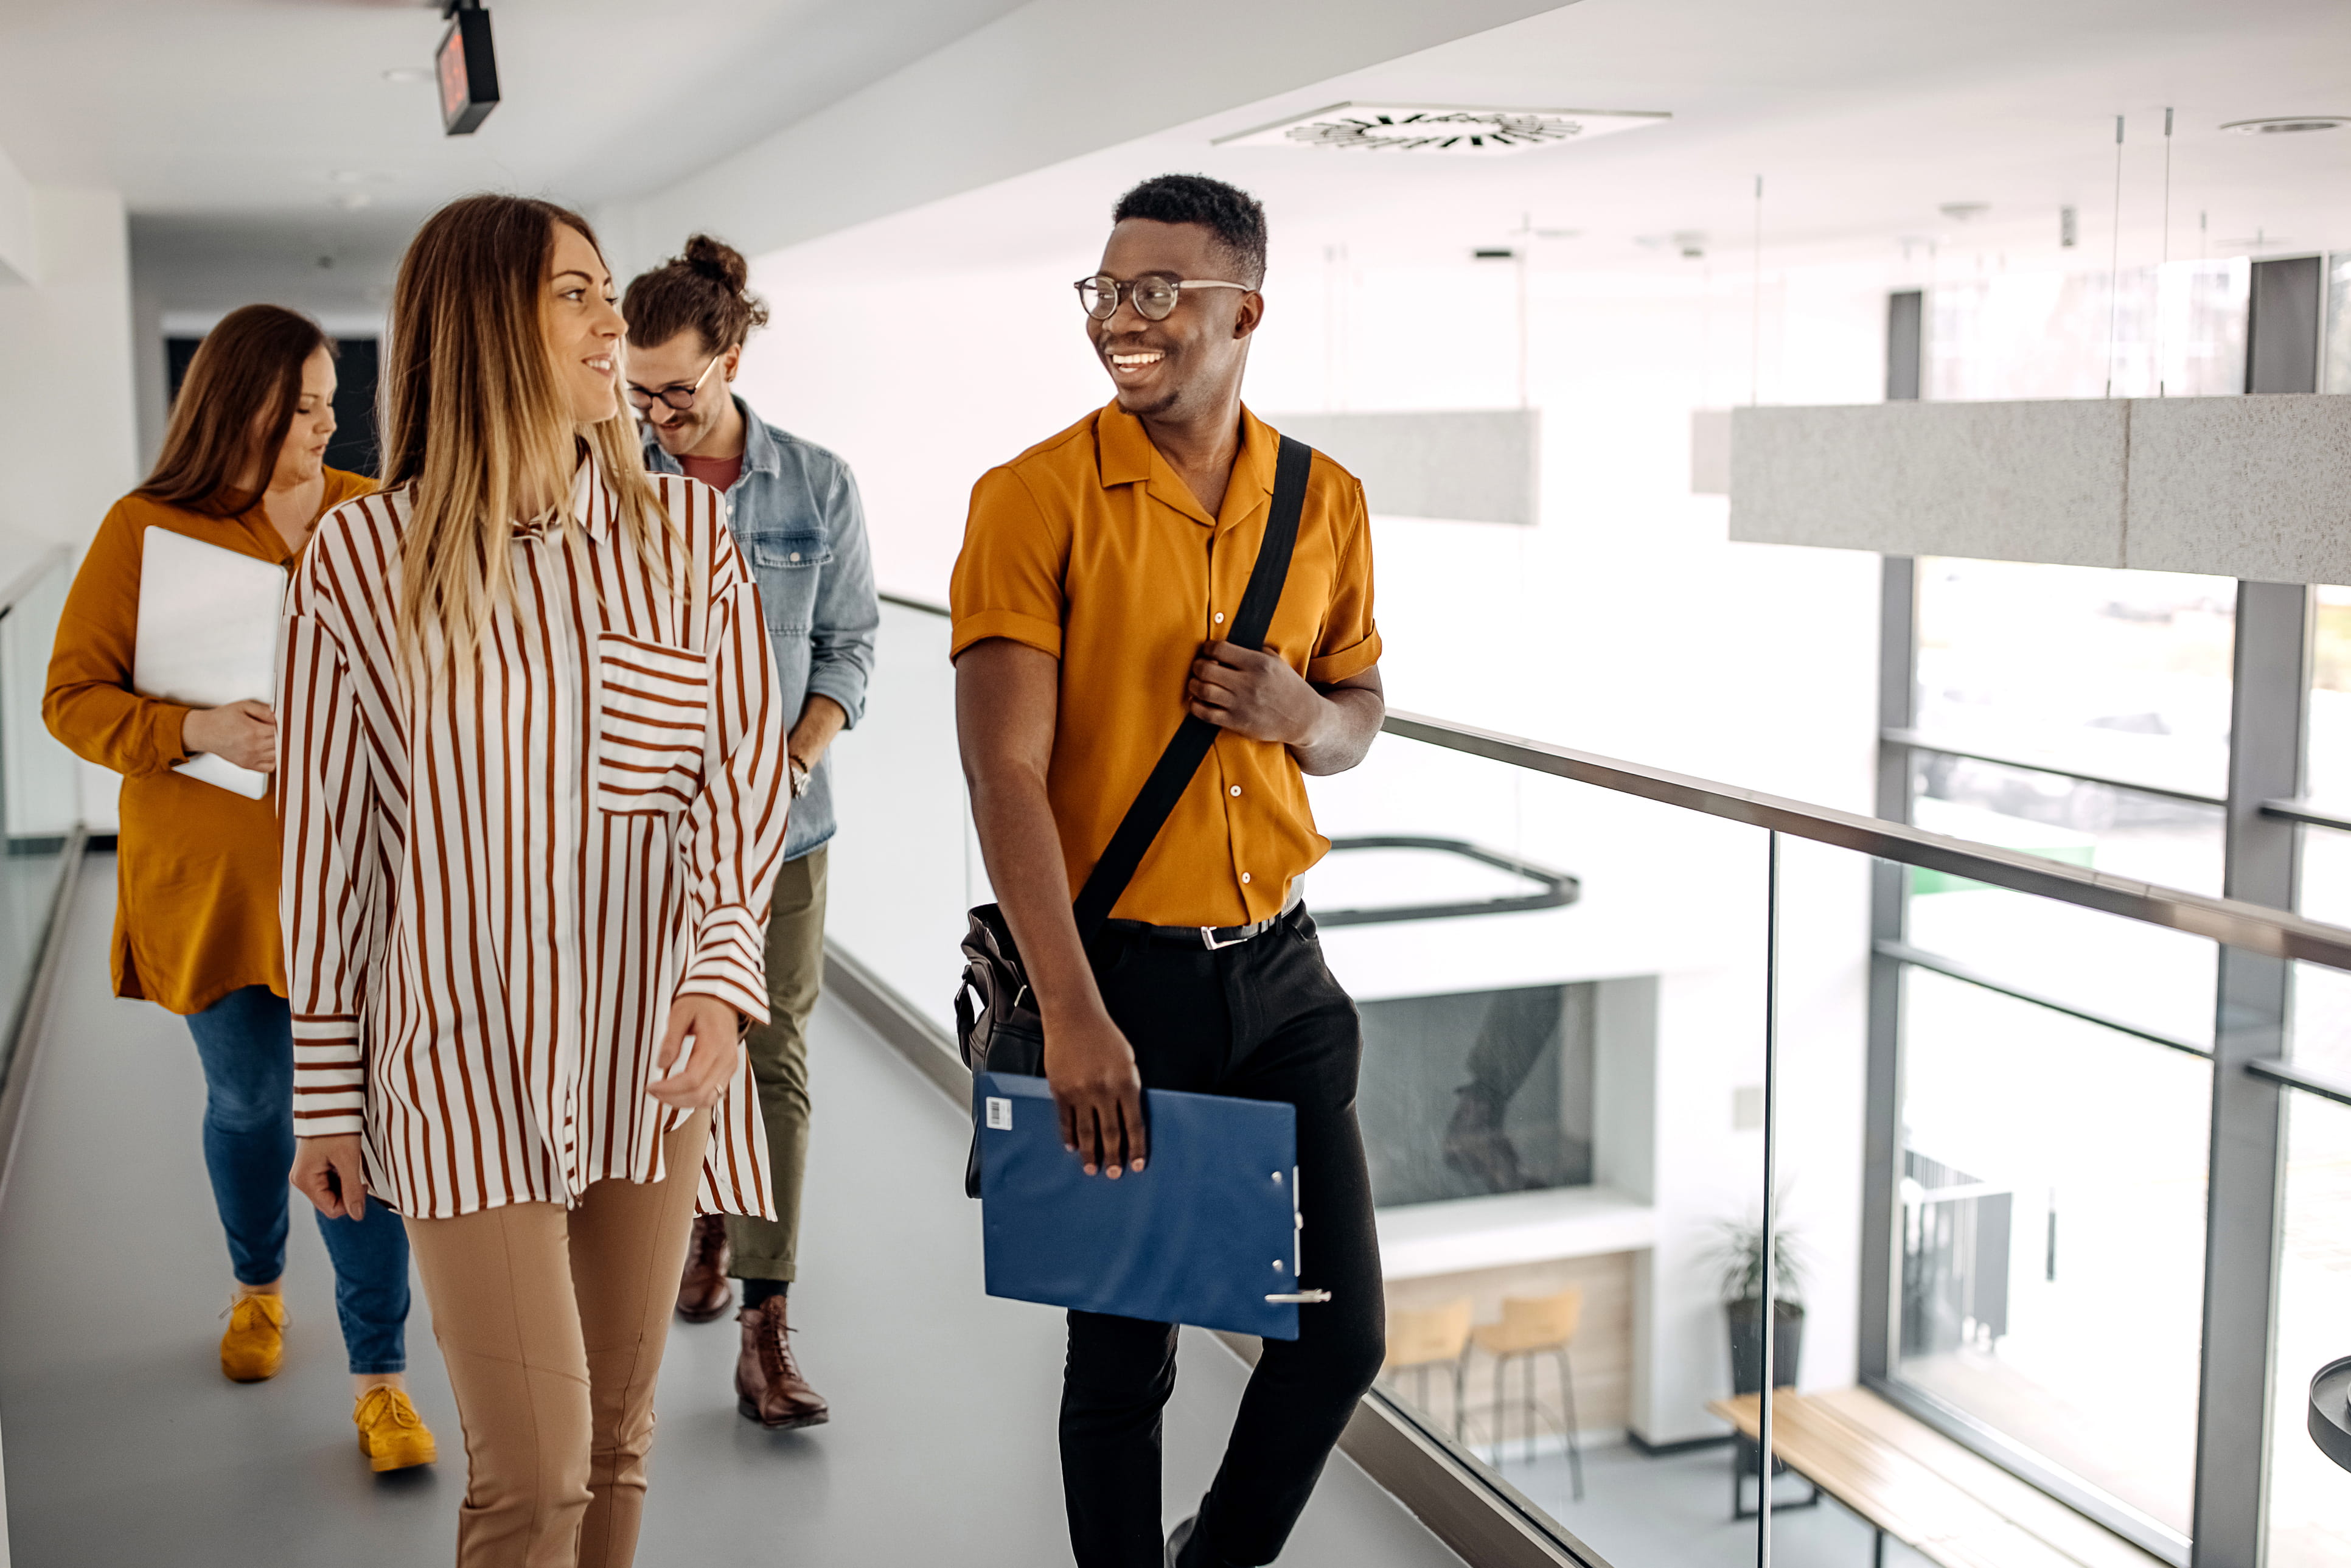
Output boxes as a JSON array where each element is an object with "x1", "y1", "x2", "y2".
[{"x1": 1215, "y1": 103, "x2": 1667, "y2": 156}]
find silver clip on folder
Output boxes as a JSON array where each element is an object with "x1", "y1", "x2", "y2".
[
  {"x1": 131, "y1": 528, "x2": 289, "y2": 801},
  {"x1": 1267, "y1": 1166, "x2": 1332, "y2": 1305}
]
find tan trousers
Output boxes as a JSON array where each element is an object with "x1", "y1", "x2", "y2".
[
  {"x1": 726, "y1": 844, "x2": 826, "y2": 1282},
  {"x1": 404, "y1": 1117, "x2": 709, "y2": 1568}
]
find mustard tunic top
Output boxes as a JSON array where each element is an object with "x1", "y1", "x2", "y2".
[{"x1": 43, "y1": 470, "x2": 374, "y2": 1016}]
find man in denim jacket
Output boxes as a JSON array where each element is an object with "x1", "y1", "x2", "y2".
[{"x1": 625, "y1": 238, "x2": 878, "y2": 1429}]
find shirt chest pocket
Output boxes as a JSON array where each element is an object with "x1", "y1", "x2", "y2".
[
  {"x1": 593, "y1": 633, "x2": 709, "y2": 814},
  {"x1": 742, "y1": 531, "x2": 829, "y2": 634}
]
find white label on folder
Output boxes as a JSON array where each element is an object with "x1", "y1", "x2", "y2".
[{"x1": 985, "y1": 1096, "x2": 1012, "y2": 1131}]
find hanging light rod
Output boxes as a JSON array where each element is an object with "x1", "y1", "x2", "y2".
[{"x1": 435, "y1": 1, "x2": 500, "y2": 138}]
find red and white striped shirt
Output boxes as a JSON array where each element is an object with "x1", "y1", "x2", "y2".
[{"x1": 278, "y1": 451, "x2": 788, "y2": 1220}]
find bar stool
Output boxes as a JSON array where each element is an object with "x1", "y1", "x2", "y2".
[
  {"x1": 1381, "y1": 1297, "x2": 1474, "y2": 1439},
  {"x1": 1472, "y1": 1286, "x2": 1586, "y2": 1499}
]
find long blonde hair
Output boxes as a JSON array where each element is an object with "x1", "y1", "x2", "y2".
[{"x1": 381, "y1": 193, "x2": 673, "y2": 668}]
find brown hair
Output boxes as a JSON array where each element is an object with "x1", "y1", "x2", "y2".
[
  {"x1": 383, "y1": 193, "x2": 673, "y2": 671},
  {"x1": 138, "y1": 304, "x2": 335, "y2": 514},
  {"x1": 621, "y1": 234, "x2": 770, "y2": 354}
]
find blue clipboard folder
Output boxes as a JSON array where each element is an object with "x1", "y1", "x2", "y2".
[{"x1": 976, "y1": 1071, "x2": 1323, "y2": 1340}]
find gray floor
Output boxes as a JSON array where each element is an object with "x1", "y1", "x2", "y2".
[
  {"x1": 1500, "y1": 1444, "x2": 1931, "y2": 1568},
  {"x1": 0, "y1": 860, "x2": 1466, "y2": 1567}
]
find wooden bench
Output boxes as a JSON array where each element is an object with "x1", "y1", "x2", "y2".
[{"x1": 1708, "y1": 1389, "x2": 2167, "y2": 1568}]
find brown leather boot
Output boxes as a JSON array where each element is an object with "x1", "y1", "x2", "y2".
[
  {"x1": 736, "y1": 1295, "x2": 830, "y2": 1429},
  {"x1": 676, "y1": 1214, "x2": 734, "y2": 1323}
]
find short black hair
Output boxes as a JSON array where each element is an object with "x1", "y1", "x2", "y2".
[{"x1": 1111, "y1": 174, "x2": 1267, "y2": 287}]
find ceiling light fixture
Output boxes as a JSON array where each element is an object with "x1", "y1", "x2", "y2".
[
  {"x1": 1939, "y1": 202, "x2": 1990, "y2": 222},
  {"x1": 382, "y1": 66, "x2": 431, "y2": 85},
  {"x1": 2221, "y1": 116, "x2": 2349, "y2": 136},
  {"x1": 1215, "y1": 103, "x2": 1667, "y2": 156}
]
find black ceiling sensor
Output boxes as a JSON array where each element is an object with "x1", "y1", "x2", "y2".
[{"x1": 436, "y1": 2, "x2": 498, "y2": 136}]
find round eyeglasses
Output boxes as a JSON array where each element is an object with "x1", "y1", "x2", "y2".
[
  {"x1": 1074, "y1": 274, "x2": 1250, "y2": 322},
  {"x1": 624, "y1": 351, "x2": 721, "y2": 413}
]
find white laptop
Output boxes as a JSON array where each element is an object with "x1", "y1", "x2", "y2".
[{"x1": 132, "y1": 527, "x2": 289, "y2": 800}]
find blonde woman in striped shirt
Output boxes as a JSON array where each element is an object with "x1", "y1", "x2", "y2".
[{"x1": 283, "y1": 193, "x2": 788, "y2": 1567}]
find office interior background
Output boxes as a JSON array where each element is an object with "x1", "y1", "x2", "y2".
[{"x1": 3, "y1": 2, "x2": 2351, "y2": 1566}]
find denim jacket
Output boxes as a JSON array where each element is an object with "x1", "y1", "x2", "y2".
[{"x1": 643, "y1": 399, "x2": 877, "y2": 861}]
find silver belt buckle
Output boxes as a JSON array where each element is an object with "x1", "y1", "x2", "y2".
[{"x1": 1199, "y1": 922, "x2": 1249, "y2": 951}]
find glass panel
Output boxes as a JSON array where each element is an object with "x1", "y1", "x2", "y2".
[
  {"x1": 2305, "y1": 584, "x2": 2351, "y2": 816},
  {"x1": 823, "y1": 598, "x2": 983, "y2": 1037},
  {"x1": 2324, "y1": 253, "x2": 2351, "y2": 395},
  {"x1": 1915, "y1": 557, "x2": 2235, "y2": 803},
  {"x1": 1927, "y1": 259, "x2": 2248, "y2": 401},
  {"x1": 2266, "y1": 1088, "x2": 2351, "y2": 1567},
  {"x1": 1890, "y1": 969, "x2": 2212, "y2": 1538},
  {"x1": 0, "y1": 556, "x2": 80, "y2": 1072},
  {"x1": 1304, "y1": 733, "x2": 1775, "y2": 1566}
]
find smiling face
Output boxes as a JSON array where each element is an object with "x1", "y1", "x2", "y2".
[
  {"x1": 628, "y1": 330, "x2": 739, "y2": 459},
  {"x1": 543, "y1": 223, "x2": 626, "y2": 426},
  {"x1": 1088, "y1": 218, "x2": 1261, "y2": 423},
  {"x1": 265, "y1": 344, "x2": 338, "y2": 489}
]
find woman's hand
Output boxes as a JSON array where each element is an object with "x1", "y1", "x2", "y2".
[
  {"x1": 183, "y1": 700, "x2": 277, "y2": 772},
  {"x1": 647, "y1": 993, "x2": 745, "y2": 1110},
  {"x1": 291, "y1": 1134, "x2": 368, "y2": 1221}
]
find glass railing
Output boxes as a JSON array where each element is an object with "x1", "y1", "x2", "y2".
[
  {"x1": 824, "y1": 593, "x2": 2351, "y2": 1568},
  {"x1": 0, "y1": 547, "x2": 82, "y2": 1084}
]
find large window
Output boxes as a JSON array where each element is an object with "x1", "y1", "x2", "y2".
[{"x1": 1895, "y1": 971, "x2": 2212, "y2": 1534}]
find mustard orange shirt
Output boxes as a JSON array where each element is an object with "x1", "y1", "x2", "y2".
[
  {"x1": 43, "y1": 470, "x2": 374, "y2": 1015},
  {"x1": 950, "y1": 402, "x2": 1380, "y2": 929}
]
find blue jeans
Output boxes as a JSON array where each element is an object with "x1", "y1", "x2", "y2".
[{"x1": 186, "y1": 986, "x2": 409, "y2": 1376}]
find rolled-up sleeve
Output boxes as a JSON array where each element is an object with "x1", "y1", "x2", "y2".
[
  {"x1": 950, "y1": 467, "x2": 1068, "y2": 662},
  {"x1": 678, "y1": 527, "x2": 790, "y2": 1023},
  {"x1": 804, "y1": 457, "x2": 878, "y2": 728},
  {"x1": 1305, "y1": 474, "x2": 1382, "y2": 685},
  {"x1": 278, "y1": 587, "x2": 375, "y2": 1139}
]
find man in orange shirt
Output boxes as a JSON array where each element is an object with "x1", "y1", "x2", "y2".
[{"x1": 952, "y1": 175, "x2": 1385, "y2": 1568}]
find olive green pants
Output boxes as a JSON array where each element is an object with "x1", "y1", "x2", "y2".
[{"x1": 728, "y1": 845, "x2": 825, "y2": 1283}]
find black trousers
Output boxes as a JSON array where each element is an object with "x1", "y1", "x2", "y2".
[{"x1": 1060, "y1": 910, "x2": 1386, "y2": 1568}]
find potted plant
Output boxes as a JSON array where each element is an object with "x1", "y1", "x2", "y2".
[{"x1": 1712, "y1": 1214, "x2": 1806, "y2": 1396}]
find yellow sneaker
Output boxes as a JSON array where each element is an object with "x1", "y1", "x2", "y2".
[
  {"x1": 354, "y1": 1385, "x2": 437, "y2": 1474},
  {"x1": 218, "y1": 1292, "x2": 288, "y2": 1382}
]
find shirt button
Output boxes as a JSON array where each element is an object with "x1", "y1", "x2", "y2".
[
  {"x1": 1230, "y1": 785, "x2": 1242, "y2": 796},
  {"x1": 1241, "y1": 872, "x2": 1253, "y2": 885},
  {"x1": 1213, "y1": 612, "x2": 1225, "y2": 624},
  {"x1": 789, "y1": 551, "x2": 803, "y2": 562}
]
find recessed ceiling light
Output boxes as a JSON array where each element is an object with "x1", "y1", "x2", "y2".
[
  {"x1": 1215, "y1": 102, "x2": 1668, "y2": 156},
  {"x1": 382, "y1": 66, "x2": 431, "y2": 85},
  {"x1": 2221, "y1": 116, "x2": 2349, "y2": 136},
  {"x1": 1939, "y1": 202, "x2": 1990, "y2": 222},
  {"x1": 333, "y1": 192, "x2": 374, "y2": 212}
]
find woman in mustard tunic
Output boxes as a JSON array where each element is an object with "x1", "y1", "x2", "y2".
[{"x1": 44, "y1": 305, "x2": 434, "y2": 1471}]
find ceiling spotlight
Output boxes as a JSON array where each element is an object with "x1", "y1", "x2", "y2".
[
  {"x1": 381, "y1": 66, "x2": 431, "y2": 84},
  {"x1": 1939, "y1": 202, "x2": 1990, "y2": 222},
  {"x1": 2221, "y1": 116, "x2": 2349, "y2": 135}
]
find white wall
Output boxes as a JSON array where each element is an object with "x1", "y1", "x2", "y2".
[{"x1": 0, "y1": 174, "x2": 139, "y2": 831}]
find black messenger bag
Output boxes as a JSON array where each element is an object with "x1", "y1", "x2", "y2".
[{"x1": 953, "y1": 436, "x2": 1312, "y2": 1196}]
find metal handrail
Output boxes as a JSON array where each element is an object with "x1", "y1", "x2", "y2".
[
  {"x1": 1884, "y1": 726, "x2": 2226, "y2": 809},
  {"x1": 0, "y1": 545, "x2": 68, "y2": 620},
  {"x1": 874, "y1": 591, "x2": 2351, "y2": 972}
]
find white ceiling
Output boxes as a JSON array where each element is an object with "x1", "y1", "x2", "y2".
[
  {"x1": 13, "y1": 0, "x2": 2351, "y2": 318},
  {"x1": 762, "y1": 0, "x2": 2351, "y2": 284},
  {"x1": 0, "y1": 0, "x2": 1027, "y2": 217}
]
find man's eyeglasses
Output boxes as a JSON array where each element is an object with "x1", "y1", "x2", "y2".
[
  {"x1": 624, "y1": 352, "x2": 721, "y2": 413},
  {"x1": 1074, "y1": 274, "x2": 1250, "y2": 323}
]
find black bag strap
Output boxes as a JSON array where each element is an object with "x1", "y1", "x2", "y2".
[{"x1": 1069, "y1": 434, "x2": 1312, "y2": 939}]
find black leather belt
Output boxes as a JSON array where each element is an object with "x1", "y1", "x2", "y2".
[{"x1": 1103, "y1": 899, "x2": 1307, "y2": 952}]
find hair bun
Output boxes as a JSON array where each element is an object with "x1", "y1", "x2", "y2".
[{"x1": 681, "y1": 234, "x2": 749, "y2": 293}]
